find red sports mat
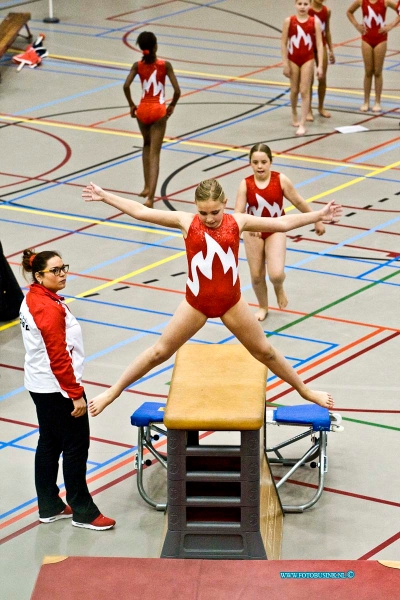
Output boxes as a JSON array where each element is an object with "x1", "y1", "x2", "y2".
[{"x1": 31, "y1": 557, "x2": 400, "y2": 600}]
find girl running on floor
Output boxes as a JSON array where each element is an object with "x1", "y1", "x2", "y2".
[
  {"x1": 281, "y1": 0, "x2": 324, "y2": 135},
  {"x1": 308, "y1": 0, "x2": 335, "y2": 119},
  {"x1": 82, "y1": 179, "x2": 342, "y2": 415},
  {"x1": 347, "y1": 0, "x2": 399, "y2": 112},
  {"x1": 123, "y1": 31, "x2": 181, "y2": 207},
  {"x1": 235, "y1": 143, "x2": 326, "y2": 322}
]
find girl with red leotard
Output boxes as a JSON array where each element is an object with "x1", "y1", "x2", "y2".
[
  {"x1": 347, "y1": 0, "x2": 399, "y2": 112},
  {"x1": 235, "y1": 143, "x2": 326, "y2": 322},
  {"x1": 82, "y1": 180, "x2": 342, "y2": 416},
  {"x1": 308, "y1": 0, "x2": 335, "y2": 119},
  {"x1": 281, "y1": 0, "x2": 324, "y2": 136},
  {"x1": 123, "y1": 32, "x2": 181, "y2": 207}
]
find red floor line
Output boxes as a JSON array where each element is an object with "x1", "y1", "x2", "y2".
[
  {"x1": 5, "y1": 211, "x2": 125, "y2": 259},
  {"x1": 279, "y1": 131, "x2": 337, "y2": 154},
  {"x1": 322, "y1": 222, "x2": 400, "y2": 237},
  {"x1": 267, "y1": 328, "x2": 384, "y2": 394},
  {"x1": 7, "y1": 256, "x2": 399, "y2": 330},
  {"x1": 0, "y1": 416, "x2": 137, "y2": 448},
  {"x1": 167, "y1": 65, "x2": 279, "y2": 115},
  {"x1": 357, "y1": 531, "x2": 400, "y2": 560},
  {"x1": 107, "y1": 0, "x2": 177, "y2": 19},
  {"x1": 0, "y1": 521, "x2": 40, "y2": 546},
  {"x1": 116, "y1": 20, "x2": 281, "y2": 41},
  {"x1": 0, "y1": 124, "x2": 72, "y2": 190},
  {"x1": 321, "y1": 205, "x2": 400, "y2": 213},
  {"x1": 267, "y1": 331, "x2": 400, "y2": 402},
  {"x1": 89, "y1": 436, "x2": 133, "y2": 449},
  {"x1": 0, "y1": 433, "x2": 212, "y2": 543},
  {"x1": 289, "y1": 234, "x2": 400, "y2": 254},
  {"x1": 274, "y1": 477, "x2": 400, "y2": 508},
  {"x1": 121, "y1": 28, "x2": 278, "y2": 68},
  {"x1": 0, "y1": 416, "x2": 38, "y2": 428},
  {"x1": 82, "y1": 379, "x2": 168, "y2": 399},
  {"x1": 330, "y1": 409, "x2": 400, "y2": 414},
  {"x1": 343, "y1": 135, "x2": 400, "y2": 162}
]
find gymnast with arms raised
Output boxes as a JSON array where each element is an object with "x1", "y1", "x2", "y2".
[{"x1": 82, "y1": 179, "x2": 342, "y2": 416}]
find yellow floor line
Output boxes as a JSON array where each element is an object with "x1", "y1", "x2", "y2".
[
  {"x1": 31, "y1": 52, "x2": 400, "y2": 100},
  {"x1": 0, "y1": 251, "x2": 186, "y2": 332},
  {"x1": 0, "y1": 114, "x2": 375, "y2": 171},
  {"x1": 67, "y1": 250, "x2": 186, "y2": 302},
  {"x1": 0, "y1": 205, "x2": 182, "y2": 237}
]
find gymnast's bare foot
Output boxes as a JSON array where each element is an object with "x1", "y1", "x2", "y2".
[
  {"x1": 88, "y1": 390, "x2": 115, "y2": 416},
  {"x1": 318, "y1": 108, "x2": 331, "y2": 118},
  {"x1": 372, "y1": 103, "x2": 382, "y2": 113},
  {"x1": 302, "y1": 389, "x2": 334, "y2": 409},
  {"x1": 255, "y1": 307, "x2": 268, "y2": 321},
  {"x1": 275, "y1": 285, "x2": 288, "y2": 309},
  {"x1": 360, "y1": 103, "x2": 370, "y2": 112},
  {"x1": 296, "y1": 124, "x2": 306, "y2": 136},
  {"x1": 144, "y1": 198, "x2": 154, "y2": 208},
  {"x1": 138, "y1": 188, "x2": 149, "y2": 198},
  {"x1": 306, "y1": 111, "x2": 314, "y2": 122},
  {"x1": 291, "y1": 115, "x2": 299, "y2": 127}
]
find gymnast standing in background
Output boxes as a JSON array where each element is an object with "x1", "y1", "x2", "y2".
[
  {"x1": 123, "y1": 31, "x2": 181, "y2": 207},
  {"x1": 281, "y1": 0, "x2": 324, "y2": 135},
  {"x1": 308, "y1": 0, "x2": 335, "y2": 119},
  {"x1": 347, "y1": 0, "x2": 400, "y2": 112},
  {"x1": 235, "y1": 143, "x2": 326, "y2": 321}
]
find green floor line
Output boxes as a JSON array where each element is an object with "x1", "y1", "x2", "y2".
[
  {"x1": 267, "y1": 403, "x2": 399, "y2": 432},
  {"x1": 267, "y1": 268, "x2": 400, "y2": 337},
  {"x1": 341, "y1": 416, "x2": 400, "y2": 432}
]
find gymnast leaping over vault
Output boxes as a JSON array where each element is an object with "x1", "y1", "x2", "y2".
[{"x1": 82, "y1": 180, "x2": 342, "y2": 416}]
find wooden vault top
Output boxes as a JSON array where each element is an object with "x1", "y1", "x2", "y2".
[{"x1": 164, "y1": 344, "x2": 267, "y2": 431}]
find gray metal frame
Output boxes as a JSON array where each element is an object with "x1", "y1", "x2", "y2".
[
  {"x1": 266, "y1": 426, "x2": 328, "y2": 513},
  {"x1": 135, "y1": 424, "x2": 167, "y2": 511}
]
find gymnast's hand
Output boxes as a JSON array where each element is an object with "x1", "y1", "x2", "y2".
[
  {"x1": 166, "y1": 104, "x2": 175, "y2": 118},
  {"x1": 82, "y1": 182, "x2": 105, "y2": 202},
  {"x1": 314, "y1": 221, "x2": 326, "y2": 236},
  {"x1": 356, "y1": 22, "x2": 366, "y2": 35},
  {"x1": 319, "y1": 200, "x2": 343, "y2": 224}
]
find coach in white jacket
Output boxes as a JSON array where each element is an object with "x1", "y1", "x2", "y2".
[{"x1": 20, "y1": 249, "x2": 115, "y2": 531}]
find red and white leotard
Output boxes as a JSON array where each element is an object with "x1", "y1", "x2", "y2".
[
  {"x1": 308, "y1": 5, "x2": 328, "y2": 46},
  {"x1": 185, "y1": 214, "x2": 241, "y2": 318},
  {"x1": 287, "y1": 15, "x2": 316, "y2": 67},
  {"x1": 135, "y1": 59, "x2": 167, "y2": 125},
  {"x1": 245, "y1": 172, "x2": 285, "y2": 241},
  {"x1": 19, "y1": 283, "x2": 84, "y2": 399},
  {"x1": 361, "y1": 0, "x2": 387, "y2": 47}
]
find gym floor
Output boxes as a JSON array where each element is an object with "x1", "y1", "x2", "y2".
[{"x1": 0, "y1": 1, "x2": 399, "y2": 597}]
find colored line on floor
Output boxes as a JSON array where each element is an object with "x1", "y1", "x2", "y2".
[
  {"x1": 268, "y1": 331, "x2": 400, "y2": 406},
  {"x1": 358, "y1": 532, "x2": 400, "y2": 560},
  {"x1": 275, "y1": 477, "x2": 400, "y2": 509}
]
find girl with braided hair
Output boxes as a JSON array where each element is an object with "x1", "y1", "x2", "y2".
[{"x1": 123, "y1": 31, "x2": 181, "y2": 207}]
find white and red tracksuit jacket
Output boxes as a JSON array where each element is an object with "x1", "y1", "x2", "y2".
[{"x1": 19, "y1": 283, "x2": 84, "y2": 399}]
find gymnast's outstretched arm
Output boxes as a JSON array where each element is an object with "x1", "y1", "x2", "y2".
[
  {"x1": 82, "y1": 182, "x2": 193, "y2": 232},
  {"x1": 235, "y1": 200, "x2": 342, "y2": 234}
]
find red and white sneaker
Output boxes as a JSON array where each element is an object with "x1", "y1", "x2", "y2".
[
  {"x1": 39, "y1": 505, "x2": 73, "y2": 523},
  {"x1": 72, "y1": 514, "x2": 116, "y2": 531}
]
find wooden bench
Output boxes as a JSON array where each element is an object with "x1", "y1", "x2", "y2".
[{"x1": 0, "y1": 12, "x2": 32, "y2": 76}]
